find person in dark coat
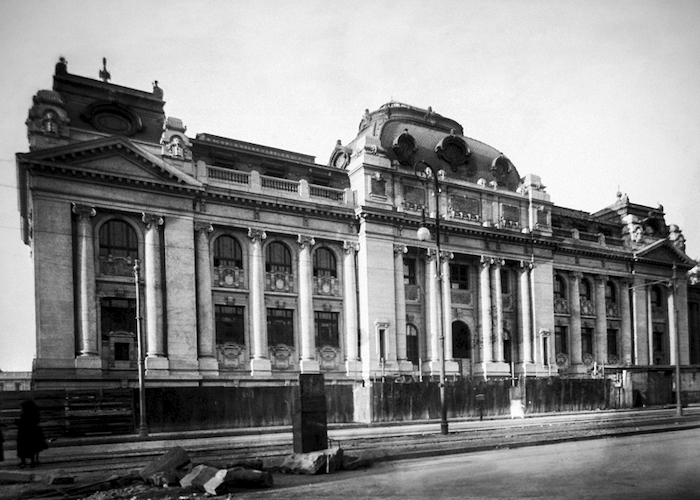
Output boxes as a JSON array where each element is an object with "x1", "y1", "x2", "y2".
[{"x1": 15, "y1": 400, "x2": 48, "y2": 468}]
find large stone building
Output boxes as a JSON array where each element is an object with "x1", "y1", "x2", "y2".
[{"x1": 15, "y1": 59, "x2": 700, "y2": 403}]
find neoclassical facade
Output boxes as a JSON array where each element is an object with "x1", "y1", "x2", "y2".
[{"x1": 16, "y1": 59, "x2": 700, "y2": 393}]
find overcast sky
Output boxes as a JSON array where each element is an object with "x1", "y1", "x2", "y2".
[{"x1": 1, "y1": 0, "x2": 698, "y2": 371}]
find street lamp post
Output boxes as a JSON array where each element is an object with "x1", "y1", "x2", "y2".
[
  {"x1": 415, "y1": 160, "x2": 448, "y2": 435},
  {"x1": 133, "y1": 259, "x2": 148, "y2": 437}
]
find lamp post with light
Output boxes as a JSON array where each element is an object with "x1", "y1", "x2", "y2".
[
  {"x1": 415, "y1": 160, "x2": 448, "y2": 435},
  {"x1": 133, "y1": 259, "x2": 148, "y2": 437}
]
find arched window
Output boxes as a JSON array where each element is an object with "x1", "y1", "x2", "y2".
[
  {"x1": 406, "y1": 324, "x2": 419, "y2": 364},
  {"x1": 554, "y1": 274, "x2": 567, "y2": 300},
  {"x1": 313, "y1": 247, "x2": 337, "y2": 278},
  {"x1": 213, "y1": 235, "x2": 243, "y2": 269},
  {"x1": 266, "y1": 241, "x2": 292, "y2": 274},
  {"x1": 99, "y1": 220, "x2": 138, "y2": 259}
]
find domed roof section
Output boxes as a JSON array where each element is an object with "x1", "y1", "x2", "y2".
[{"x1": 350, "y1": 102, "x2": 520, "y2": 191}]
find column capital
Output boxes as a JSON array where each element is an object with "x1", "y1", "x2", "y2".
[
  {"x1": 344, "y1": 240, "x2": 359, "y2": 254},
  {"x1": 297, "y1": 234, "x2": 316, "y2": 249},
  {"x1": 519, "y1": 260, "x2": 533, "y2": 271},
  {"x1": 594, "y1": 274, "x2": 608, "y2": 285},
  {"x1": 480, "y1": 255, "x2": 492, "y2": 268},
  {"x1": 426, "y1": 248, "x2": 439, "y2": 261},
  {"x1": 142, "y1": 212, "x2": 164, "y2": 229},
  {"x1": 490, "y1": 257, "x2": 505, "y2": 269},
  {"x1": 393, "y1": 244, "x2": 408, "y2": 255},
  {"x1": 247, "y1": 228, "x2": 267, "y2": 243},
  {"x1": 572, "y1": 271, "x2": 584, "y2": 281},
  {"x1": 72, "y1": 203, "x2": 96, "y2": 219},
  {"x1": 194, "y1": 221, "x2": 214, "y2": 235},
  {"x1": 440, "y1": 251, "x2": 454, "y2": 261}
]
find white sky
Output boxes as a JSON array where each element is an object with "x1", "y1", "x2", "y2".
[{"x1": 1, "y1": 0, "x2": 698, "y2": 371}]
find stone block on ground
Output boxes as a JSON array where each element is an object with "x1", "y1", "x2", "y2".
[
  {"x1": 228, "y1": 458, "x2": 265, "y2": 470},
  {"x1": 203, "y1": 467, "x2": 274, "y2": 495},
  {"x1": 47, "y1": 471, "x2": 75, "y2": 485},
  {"x1": 179, "y1": 464, "x2": 219, "y2": 489},
  {"x1": 139, "y1": 446, "x2": 191, "y2": 481},
  {"x1": 279, "y1": 447, "x2": 343, "y2": 475}
]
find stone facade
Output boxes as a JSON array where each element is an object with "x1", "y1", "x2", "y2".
[{"x1": 15, "y1": 59, "x2": 700, "y2": 400}]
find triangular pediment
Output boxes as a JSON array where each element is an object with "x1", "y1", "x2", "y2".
[
  {"x1": 19, "y1": 136, "x2": 202, "y2": 188},
  {"x1": 634, "y1": 239, "x2": 695, "y2": 268}
]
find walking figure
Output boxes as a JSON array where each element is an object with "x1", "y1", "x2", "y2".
[
  {"x1": 15, "y1": 400, "x2": 48, "y2": 468},
  {"x1": 475, "y1": 393, "x2": 485, "y2": 421}
]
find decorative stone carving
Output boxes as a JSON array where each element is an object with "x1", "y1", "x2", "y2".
[
  {"x1": 161, "y1": 117, "x2": 192, "y2": 160},
  {"x1": 297, "y1": 235, "x2": 316, "y2": 249},
  {"x1": 72, "y1": 204, "x2": 96, "y2": 219},
  {"x1": 668, "y1": 224, "x2": 686, "y2": 252},
  {"x1": 247, "y1": 228, "x2": 267, "y2": 243},
  {"x1": 142, "y1": 213, "x2": 164, "y2": 229},
  {"x1": 269, "y1": 344, "x2": 295, "y2": 370}
]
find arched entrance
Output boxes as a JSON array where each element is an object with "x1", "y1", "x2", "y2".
[{"x1": 452, "y1": 321, "x2": 471, "y2": 359}]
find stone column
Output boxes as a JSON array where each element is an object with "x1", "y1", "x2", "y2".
[
  {"x1": 195, "y1": 222, "x2": 217, "y2": 371},
  {"x1": 441, "y1": 253, "x2": 453, "y2": 361},
  {"x1": 73, "y1": 204, "x2": 99, "y2": 368},
  {"x1": 668, "y1": 283, "x2": 678, "y2": 365},
  {"x1": 298, "y1": 235, "x2": 319, "y2": 373},
  {"x1": 394, "y1": 244, "x2": 408, "y2": 362},
  {"x1": 570, "y1": 272, "x2": 583, "y2": 365},
  {"x1": 426, "y1": 249, "x2": 440, "y2": 367},
  {"x1": 480, "y1": 256, "x2": 493, "y2": 363},
  {"x1": 344, "y1": 241, "x2": 360, "y2": 375},
  {"x1": 142, "y1": 213, "x2": 167, "y2": 369},
  {"x1": 518, "y1": 261, "x2": 533, "y2": 364},
  {"x1": 620, "y1": 279, "x2": 633, "y2": 365},
  {"x1": 248, "y1": 228, "x2": 271, "y2": 374},
  {"x1": 595, "y1": 275, "x2": 608, "y2": 365},
  {"x1": 491, "y1": 259, "x2": 505, "y2": 362}
]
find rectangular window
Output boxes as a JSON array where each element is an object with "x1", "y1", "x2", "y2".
[
  {"x1": 101, "y1": 298, "x2": 136, "y2": 336},
  {"x1": 267, "y1": 309, "x2": 294, "y2": 346},
  {"x1": 555, "y1": 325, "x2": 569, "y2": 355},
  {"x1": 314, "y1": 311, "x2": 339, "y2": 348},
  {"x1": 403, "y1": 185, "x2": 426, "y2": 206},
  {"x1": 378, "y1": 328, "x2": 386, "y2": 361},
  {"x1": 114, "y1": 342, "x2": 130, "y2": 361},
  {"x1": 371, "y1": 177, "x2": 386, "y2": 197},
  {"x1": 450, "y1": 264, "x2": 469, "y2": 290},
  {"x1": 406, "y1": 325, "x2": 419, "y2": 365},
  {"x1": 404, "y1": 258, "x2": 416, "y2": 285},
  {"x1": 607, "y1": 329, "x2": 619, "y2": 358},
  {"x1": 500, "y1": 269, "x2": 510, "y2": 295},
  {"x1": 450, "y1": 196, "x2": 480, "y2": 217},
  {"x1": 215, "y1": 305, "x2": 245, "y2": 345},
  {"x1": 581, "y1": 327, "x2": 594, "y2": 356},
  {"x1": 502, "y1": 204, "x2": 520, "y2": 223}
]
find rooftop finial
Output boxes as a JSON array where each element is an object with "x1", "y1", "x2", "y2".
[{"x1": 99, "y1": 57, "x2": 111, "y2": 83}]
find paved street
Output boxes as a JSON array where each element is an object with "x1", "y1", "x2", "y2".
[{"x1": 239, "y1": 427, "x2": 700, "y2": 500}]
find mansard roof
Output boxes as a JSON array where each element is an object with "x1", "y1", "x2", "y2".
[{"x1": 347, "y1": 102, "x2": 521, "y2": 191}]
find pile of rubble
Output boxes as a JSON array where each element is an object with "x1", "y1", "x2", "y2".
[{"x1": 0, "y1": 445, "x2": 370, "y2": 499}]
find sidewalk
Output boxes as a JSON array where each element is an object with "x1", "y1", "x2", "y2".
[{"x1": 1, "y1": 407, "x2": 699, "y2": 500}]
